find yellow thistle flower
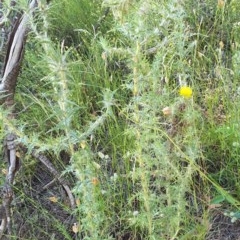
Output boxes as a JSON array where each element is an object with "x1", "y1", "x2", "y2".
[{"x1": 179, "y1": 86, "x2": 193, "y2": 98}]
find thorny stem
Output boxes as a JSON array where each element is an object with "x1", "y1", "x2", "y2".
[{"x1": 132, "y1": 41, "x2": 152, "y2": 235}]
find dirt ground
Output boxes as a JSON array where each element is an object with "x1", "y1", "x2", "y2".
[{"x1": 207, "y1": 211, "x2": 240, "y2": 240}]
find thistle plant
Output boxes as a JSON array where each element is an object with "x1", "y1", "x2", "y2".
[
  {"x1": 101, "y1": 0, "x2": 203, "y2": 239},
  {"x1": 1, "y1": 0, "x2": 240, "y2": 239}
]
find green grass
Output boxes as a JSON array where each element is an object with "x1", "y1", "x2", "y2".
[{"x1": 1, "y1": 0, "x2": 240, "y2": 239}]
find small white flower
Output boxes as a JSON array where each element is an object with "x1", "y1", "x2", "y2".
[
  {"x1": 231, "y1": 217, "x2": 237, "y2": 223},
  {"x1": 230, "y1": 212, "x2": 235, "y2": 217},
  {"x1": 232, "y1": 142, "x2": 240, "y2": 147},
  {"x1": 133, "y1": 211, "x2": 139, "y2": 216},
  {"x1": 98, "y1": 152, "x2": 105, "y2": 159},
  {"x1": 101, "y1": 190, "x2": 107, "y2": 195},
  {"x1": 110, "y1": 173, "x2": 118, "y2": 182}
]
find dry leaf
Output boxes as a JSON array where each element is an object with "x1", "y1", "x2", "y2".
[
  {"x1": 218, "y1": 0, "x2": 225, "y2": 8},
  {"x1": 93, "y1": 161, "x2": 101, "y2": 169},
  {"x1": 197, "y1": 51, "x2": 204, "y2": 58},
  {"x1": 76, "y1": 198, "x2": 80, "y2": 207},
  {"x1": 98, "y1": 151, "x2": 105, "y2": 159},
  {"x1": 72, "y1": 223, "x2": 79, "y2": 233},
  {"x1": 91, "y1": 177, "x2": 99, "y2": 186},
  {"x1": 208, "y1": 203, "x2": 222, "y2": 210},
  {"x1": 49, "y1": 196, "x2": 58, "y2": 203},
  {"x1": 219, "y1": 41, "x2": 224, "y2": 49},
  {"x1": 80, "y1": 141, "x2": 86, "y2": 149},
  {"x1": 162, "y1": 106, "x2": 172, "y2": 116},
  {"x1": 1, "y1": 169, "x2": 8, "y2": 175},
  {"x1": 101, "y1": 52, "x2": 107, "y2": 61},
  {"x1": 16, "y1": 151, "x2": 21, "y2": 158}
]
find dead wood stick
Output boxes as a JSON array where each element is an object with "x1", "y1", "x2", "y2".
[
  {"x1": 31, "y1": 149, "x2": 76, "y2": 209},
  {"x1": 0, "y1": 1, "x2": 38, "y2": 238},
  {"x1": 1, "y1": 0, "x2": 37, "y2": 90}
]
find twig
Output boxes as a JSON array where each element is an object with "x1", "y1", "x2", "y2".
[
  {"x1": 0, "y1": 218, "x2": 6, "y2": 240},
  {"x1": 0, "y1": 1, "x2": 38, "y2": 238},
  {"x1": 0, "y1": 0, "x2": 38, "y2": 93},
  {"x1": 31, "y1": 149, "x2": 76, "y2": 209},
  {"x1": 0, "y1": 1, "x2": 75, "y2": 238}
]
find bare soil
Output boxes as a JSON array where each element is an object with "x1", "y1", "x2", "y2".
[{"x1": 207, "y1": 211, "x2": 240, "y2": 240}]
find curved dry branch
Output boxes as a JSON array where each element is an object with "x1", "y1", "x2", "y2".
[
  {"x1": 31, "y1": 149, "x2": 76, "y2": 209},
  {"x1": 0, "y1": 0, "x2": 38, "y2": 98},
  {"x1": 0, "y1": 1, "x2": 38, "y2": 238},
  {"x1": 0, "y1": 1, "x2": 76, "y2": 238}
]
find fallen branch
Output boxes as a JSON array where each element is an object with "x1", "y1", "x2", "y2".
[
  {"x1": 0, "y1": 1, "x2": 38, "y2": 237},
  {"x1": 0, "y1": 1, "x2": 76, "y2": 237},
  {"x1": 31, "y1": 149, "x2": 75, "y2": 209}
]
